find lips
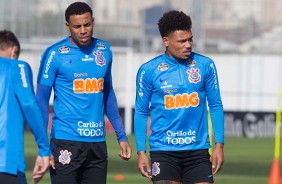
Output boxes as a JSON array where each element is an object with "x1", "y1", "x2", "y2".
[
  {"x1": 80, "y1": 36, "x2": 90, "y2": 43},
  {"x1": 184, "y1": 49, "x2": 192, "y2": 55},
  {"x1": 183, "y1": 51, "x2": 191, "y2": 55}
]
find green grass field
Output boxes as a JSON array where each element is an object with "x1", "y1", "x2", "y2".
[{"x1": 24, "y1": 132, "x2": 280, "y2": 184}]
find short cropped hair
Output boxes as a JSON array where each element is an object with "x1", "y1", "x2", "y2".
[
  {"x1": 65, "y1": 2, "x2": 93, "y2": 22},
  {"x1": 158, "y1": 10, "x2": 192, "y2": 37},
  {"x1": 0, "y1": 30, "x2": 20, "y2": 57}
]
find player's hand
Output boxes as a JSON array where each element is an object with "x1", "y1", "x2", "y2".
[
  {"x1": 137, "y1": 151, "x2": 152, "y2": 179},
  {"x1": 50, "y1": 154, "x2": 55, "y2": 169},
  {"x1": 118, "y1": 141, "x2": 132, "y2": 161},
  {"x1": 32, "y1": 156, "x2": 50, "y2": 183},
  {"x1": 211, "y1": 143, "x2": 224, "y2": 175}
]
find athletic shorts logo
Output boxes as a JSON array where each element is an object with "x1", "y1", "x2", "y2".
[
  {"x1": 152, "y1": 162, "x2": 160, "y2": 176},
  {"x1": 94, "y1": 51, "x2": 106, "y2": 66},
  {"x1": 58, "y1": 150, "x2": 72, "y2": 165},
  {"x1": 187, "y1": 68, "x2": 201, "y2": 83}
]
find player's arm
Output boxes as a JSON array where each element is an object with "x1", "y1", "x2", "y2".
[
  {"x1": 13, "y1": 61, "x2": 50, "y2": 183},
  {"x1": 36, "y1": 84, "x2": 52, "y2": 129},
  {"x1": 134, "y1": 66, "x2": 152, "y2": 179},
  {"x1": 13, "y1": 62, "x2": 50, "y2": 156},
  {"x1": 104, "y1": 80, "x2": 132, "y2": 160},
  {"x1": 204, "y1": 59, "x2": 224, "y2": 174},
  {"x1": 104, "y1": 50, "x2": 128, "y2": 142},
  {"x1": 35, "y1": 84, "x2": 53, "y2": 173},
  {"x1": 36, "y1": 49, "x2": 58, "y2": 129},
  {"x1": 104, "y1": 81, "x2": 128, "y2": 141},
  {"x1": 104, "y1": 50, "x2": 131, "y2": 160},
  {"x1": 205, "y1": 60, "x2": 224, "y2": 144},
  {"x1": 134, "y1": 66, "x2": 152, "y2": 153}
]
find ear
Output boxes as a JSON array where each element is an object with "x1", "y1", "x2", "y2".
[
  {"x1": 65, "y1": 22, "x2": 70, "y2": 32},
  {"x1": 162, "y1": 37, "x2": 169, "y2": 47},
  {"x1": 11, "y1": 46, "x2": 19, "y2": 59}
]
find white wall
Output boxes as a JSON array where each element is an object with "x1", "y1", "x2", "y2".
[
  {"x1": 20, "y1": 50, "x2": 282, "y2": 112},
  {"x1": 211, "y1": 54, "x2": 282, "y2": 112}
]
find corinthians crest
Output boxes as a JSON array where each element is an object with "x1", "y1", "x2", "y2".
[
  {"x1": 187, "y1": 68, "x2": 201, "y2": 83},
  {"x1": 152, "y1": 162, "x2": 160, "y2": 176},
  {"x1": 94, "y1": 50, "x2": 106, "y2": 66},
  {"x1": 58, "y1": 150, "x2": 72, "y2": 165}
]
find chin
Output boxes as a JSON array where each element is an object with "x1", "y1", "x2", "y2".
[{"x1": 79, "y1": 42, "x2": 91, "y2": 48}]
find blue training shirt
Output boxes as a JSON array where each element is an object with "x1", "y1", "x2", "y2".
[
  {"x1": 37, "y1": 36, "x2": 127, "y2": 142},
  {"x1": 0, "y1": 57, "x2": 50, "y2": 175},
  {"x1": 134, "y1": 52, "x2": 224, "y2": 152}
]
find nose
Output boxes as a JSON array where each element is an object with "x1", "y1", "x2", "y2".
[
  {"x1": 80, "y1": 26, "x2": 87, "y2": 34},
  {"x1": 185, "y1": 40, "x2": 192, "y2": 48}
]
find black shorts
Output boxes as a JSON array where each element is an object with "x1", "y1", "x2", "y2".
[
  {"x1": 150, "y1": 149, "x2": 213, "y2": 184},
  {"x1": 0, "y1": 171, "x2": 27, "y2": 184},
  {"x1": 50, "y1": 139, "x2": 108, "y2": 184}
]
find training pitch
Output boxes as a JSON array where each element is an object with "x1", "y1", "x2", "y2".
[{"x1": 25, "y1": 132, "x2": 277, "y2": 184}]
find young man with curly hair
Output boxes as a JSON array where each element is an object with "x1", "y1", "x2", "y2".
[{"x1": 134, "y1": 10, "x2": 224, "y2": 184}]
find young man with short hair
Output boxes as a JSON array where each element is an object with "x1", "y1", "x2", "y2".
[
  {"x1": 36, "y1": 2, "x2": 132, "y2": 183},
  {"x1": 0, "y1": 30, "x2": 50, "y2": 184},
  {"x1": 134, "y1": 10, "x2": 224, "y2": 184}
]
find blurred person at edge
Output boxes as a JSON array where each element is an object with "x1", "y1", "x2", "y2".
[
  {"x1": 36, "y1": 2, "x2": 132, "y2": 184},
  {"x1": 0, "y1": 30, "x2": 50, "y2": 184},
  {"x1": 134, "y1": 10, "x2": 224, "y2": 184}
]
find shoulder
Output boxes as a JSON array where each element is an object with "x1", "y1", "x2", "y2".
[
  {"x1": 191, "y1": 52, "x2": 214, "y2": 65},
  {"x1": 0, "y1": 58, "x2": 32, "y2": 84},
  {"x1": 92, "y1": 38, "x2": 111, "y2": 51},
  {"x1": 15, "y1": 59, "x2": 30, "y2": 66},
  {"x1": 139, "y1": 54, "x2": 165, "y2": 72},
  {"x1": 136, "y1": 54, "x2": 167, "y2": 82},
  {"x1": 41, "y1": 37, "x2": 70, "y2": 58},
  {"x1": 0, "y1": 58, "x2": 31, "y2": 70},
  {"x1": 0, "y1": 57, "x2": 12, "y2": 66},
  {"x1": 0, "y1": 57, "x2": 13, "y2": 73},
  {"x1": 10, "y1": 60, "x2": 32, "y2": 79}
]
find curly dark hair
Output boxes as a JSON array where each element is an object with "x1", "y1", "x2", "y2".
[
  {"x1": 65, "y1": 2, "x2": 93, "y2": 22},
  {"x1": 0, "y1": 30, "x2": 20, "y2": 57},
  {"x1": 158, "y1": 10, "x2": 192, "y2": 37}
]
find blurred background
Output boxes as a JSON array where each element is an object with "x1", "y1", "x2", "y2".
[
  {"x1": 2, "y1": 0, "x2": 282, "y2": 183},
  {"x1": 1, "y1": 0, "x2": 282, "y2": 136},
  {"x1": 1, "y1": 0, "x2": 282, "y2": 135}
]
